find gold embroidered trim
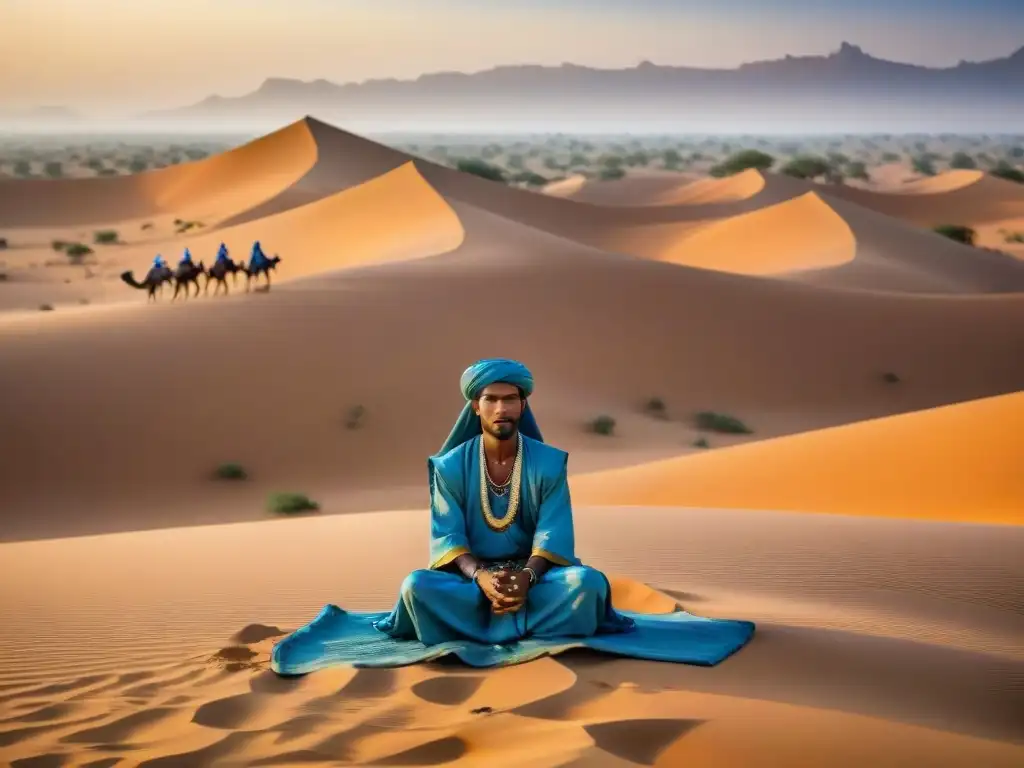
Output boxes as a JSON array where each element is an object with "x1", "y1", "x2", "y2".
[
  {"x1": 531, "y1": 547, "x2": 572, "y2": 566},
  {"x1": 430, "y1": 546, "x2": 469, "y2": 570}
]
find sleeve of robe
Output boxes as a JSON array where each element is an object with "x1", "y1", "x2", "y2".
[
  {"x1": 530, "y1": 451, "x2": 579, "y2": 567},
  {"x1": 428, "y1": 455, "x2": 472, "y2": 569}
]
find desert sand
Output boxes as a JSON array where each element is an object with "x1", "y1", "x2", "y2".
[{"x1": 0, "y1": 118, "x2": 1022, "y2": 766}]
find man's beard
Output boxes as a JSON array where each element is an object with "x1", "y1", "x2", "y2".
[{"x1": 487, "y1": 418, "x2": 519, "y2": 440}]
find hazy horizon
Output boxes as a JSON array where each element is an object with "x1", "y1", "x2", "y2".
[{"x1": 2, "y1": 0, "x2": 1023, "y2": 117}]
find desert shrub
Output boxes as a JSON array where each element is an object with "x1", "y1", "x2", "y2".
[
  {"x1": 780, "y1": 155, "x2": 830, "y2": 179},
  {"x1": 932, "y1": 224, "x2": 976, "y2": 245},
  {"x1": 1008, "y1": 146, "x2": 1024, "y2": 158},
  {"x1": 626, "y1": 151, "x2": 650, "y2": 167},
  {"x1": 948, "y1": 151, "x2": 976, "y2": 169},
  {"x1": 827, "y1": 151, "x2": 849, "y2": 167},
  {"x1": 268, "y1": 492, "x2": 319, "y2": 514},
  {"x1": 141, "y1": 222, "x2": 154, "y2": 230},
  {"x1": 693, "y1": 437, "x2": 710, "y2": 448},
  {"x1": 589, "y1": 415, "x2": 616, "y2": 435},
  {"x1": 51, "y1": 239, "x2": 67, "y2": 251},
  {"x1": 129, "y1": 158, "x2": 148, "y2": 173},
  {"x1": 455, "y1": 158, "x2": 506, "y2": 183},
  {"x1": 1003, "y1": 231, "x2": 1024, "y2": 243},
  {"x1": 183, "y1": 148, "x2": 208, "y2": 161},
  {"x1": 98, "y1": 168, "x2": 118, "y2": 176},
  {"x1": 694, "y1": 411, "x2": 752, "y2": 434},
  {"x1": 65, "y1": 243, "x2": 94, "y2": 261},
  {"x1": 911, "y1": 155, "x2": 936, "y2": 176},
  {"x1": 662, "y1": 149, "x2": 683, "y2": 169},
  {"x1": 506, "y1": 153, "x2": 525, "y2": 169},
  {"x1": 709, "y1": 149, "x2": 775, "y2": 177},
  {"x1": 94, "y1": 230, "x2": 119, "y2": 244},
  {"x1": 345, "y1": 404, "x2": 366, "y2": 429},
  {"x1": 881, "y1": 371, "x2": 901, "y2": 384},
  {"x1": 568, "y1": 153, "x2": 590, "y2": 167},
  {"x1": 43, "y1": 161, "x2": 63, "y2": 178},
  {"x1": 39, "y1": 303, "x2": 54, "y2": 311},
  {"x1": 644, "y1": 397, "x2": 666, "y2": 417},
  {"x1": 845, "y1": 160, "x2": 870, "y2": 180},
  {"x1": 881, "y1": 151, "x2": 900, "y2": 162},
  {"x1": 510, "y1": 171, "x2": 548, "y2": 187},
  {"x1": 214, "y1": 462, "x2": 247, "y2": 480},
  {"x1": 990, "y1": 161, "x2": 1024, "y2": 184},
  {"x1": 0, "y1": 237, "x2": 6, "y2": 250},
  {"x1": 598, "y1": 166, "x2": 626, "y2": 181}
]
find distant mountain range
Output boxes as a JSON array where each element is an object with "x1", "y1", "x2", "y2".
[{"x1": 12, "y1": 43, "x2": 1024, "y2": 134}]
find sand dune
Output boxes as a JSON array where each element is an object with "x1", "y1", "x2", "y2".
[
  {"x1": 2, "y1": 117, "x2": 1024, "y2": 767},
  {"x1": 542, "y1": 169, "x2": 763, "y2": 207},
  {"x1": 571, "y1": 392, "x2": 1024, "y2": 525},
  {"x1": 826, "y1": 170, "x2": 1024, "y2": 227},
  {"x1": 652, "y1": 192, "x2": 856, "y2": 274},
  {"x1": 0, "y1": 120, "x2": 320, "y2": 228},
  {"x1": 0, "y1": 508, "x2": 1021, "y2": 766}
]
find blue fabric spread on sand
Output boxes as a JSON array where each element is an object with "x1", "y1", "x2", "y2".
[{"x1": 271, "y1": 359, "x2": 755, "y2": 674}]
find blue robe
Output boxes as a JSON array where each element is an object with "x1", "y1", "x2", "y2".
[
  {"x1": 371, "y1": 435, "x2": 635, "y2": 646},
  {"x1": 270, "y1": 358, "x2": 755, "y2": 674}
]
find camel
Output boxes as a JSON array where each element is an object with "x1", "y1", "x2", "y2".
[
  {"x1": 245, "y1": 254, "x2": 282, "y2": 292},
  {"x1": 171, "y1": 260, "x2": 206, "y2": 301},
  {"x1": 205, "y1": 257, "x2": 245, "y2": 296},
  {"x1": 120, "y1": 264, "x2": 174, "y2": 301}
]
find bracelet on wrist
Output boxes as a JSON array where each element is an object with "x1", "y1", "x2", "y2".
[{"x1": 522, "y1": 566, "x2": 537, "y2": 585}]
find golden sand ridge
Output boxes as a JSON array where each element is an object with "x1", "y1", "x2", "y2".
[{"x1": 0, "y1": 118, "x2": 1021, "y2": 766}]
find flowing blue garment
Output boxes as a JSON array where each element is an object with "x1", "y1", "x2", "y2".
[{"x1": 271, "y1": 434, "x2": 755, "y2": 674}]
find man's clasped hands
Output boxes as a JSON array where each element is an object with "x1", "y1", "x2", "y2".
[{"x1": 474, "y1": 568, "x2": 531, "y2": 615}]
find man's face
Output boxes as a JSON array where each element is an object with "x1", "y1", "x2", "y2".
[{"x1": 473, "y1": 383, "x2": 524, "y2": 441}]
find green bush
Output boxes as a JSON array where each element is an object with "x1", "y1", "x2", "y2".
[
  {"x1": 455, "y1": 158, "x2": 506, "y2": 183},
  {"x1": 780, "y1": 155, "x2": 831, "y2": 180},
  {"x1": 268, "y1": 492, "x2": 319, "y2": 514},
  {"x1": 589, "y1": 415, "x2": 616, "y2": 436},
  {"x1": 932, "y1": 225, "x2": 976, "y2": 246},
  {"x1": 709, "y1": 149, "x2": 775, "y2": 177},
  {"x1": 598, "y1": 166, "x2": 626, "y2": 181},
  {"x1": 694, "y1": 411, "x2": 752, "y2": 434},
  {"x1": 93, "y1": 230, "x2": 119, "y2": 244},
  {"x1": 991, "y1": 162, "x2": 1024, "y2": 184},
  {"x1": 214, "y1": 462, "x2": 247, "y2": 480},
  {"x1": 948, "y1": 151, "x2": 976, "y2": 169}
]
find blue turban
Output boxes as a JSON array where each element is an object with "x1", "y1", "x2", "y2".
[{"x1": 435, "y1": 358, "x2": 544, "y2": 457}]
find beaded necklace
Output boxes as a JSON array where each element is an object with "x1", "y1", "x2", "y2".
[{"x1": 478, "y1": 433, "x2": 523, "y2": 533}]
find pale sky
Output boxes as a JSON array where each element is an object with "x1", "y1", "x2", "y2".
[{"x1": 2, "y1": 0, "x2": 1022, "y2": 115}]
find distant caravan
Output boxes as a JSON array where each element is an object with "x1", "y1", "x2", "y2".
[{"x1": 121, "y1": 244, "x2": 284, "y2": 302}]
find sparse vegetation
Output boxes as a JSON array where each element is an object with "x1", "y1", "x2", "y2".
[
  {"x1": 1002, "y1": 231, "x2": 1024, "y2": 243},
  {"x1": 39, "y1": 303, "x2": 54, "y2": 311},
  {"x1": 694, "y1": 411, "x2": 752, "y2": 434},
  {"x1": 589, "y1": 415, "x2": 616, "y2": 436},
  {"x1": 949, "y1": 151, "x2": 977, "y2": 169},
  {"x1": 845, "y1": 160, "x2": 870, "y2": 181},
  {"x1": 43, "y1": 161, "x2": 63, "y2": 178},
  {"x1": 911, "y1": 154, "x2": 937, "y2": 176},
  {"x1": 598, "y1": 166, "x2": 626, "y2": 181},
  {"x1": 882, "y1": 372, "x2": 901, "y2": 384},
  {"x1": 268, "y1": 492, "x2": 319, "y2": 514},
  {"x1": 64, "y1": 243, "x2": 94, "y2": 262},
  {"x1": 990, "y1": 161, "x2": 1024, "y2": 184},
  {"x1": 345, "y1": 405, "x2": 366, "y2": 430},
  {"x1": 780, "y1": 155, "x2": 831, "y2": 180},
  {"x1": 644, "y1": 397, "x2": 666, "y2": 418},
  {"x1": 455, "y1": 158, "x2": 506, "y2": 183},
  {"x1": 933, "y1": 224, "x2": 976, "y2": 245},
  {"x1": 709, "y1": 149, "x2": 775, "y2": 177},
  {"x1": 693, "y1": 437, "x2": 710, "y2": 449},
  {"x1": 93, "y1": 230, "x2": 119, "y2": 244},
  {"x1": 214, "y1": 462, "x2": 247, "y2": 480}
]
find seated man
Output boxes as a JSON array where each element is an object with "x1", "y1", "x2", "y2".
[
  {"x1": 178, "y1": 248, "x2": 193, "y2": 267},
  {"x1": 215, "y1": 243, "x2": 230, "y2": 264},
  {"x1": 372, "y1": 358, "x2": 635, "y2": 647},
  {"x1": 270, "y1": 359, "x2": 754, "y2": 674},
  {"x1": 152, "y1": 254, "x2": 167, "y2": 270}
]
